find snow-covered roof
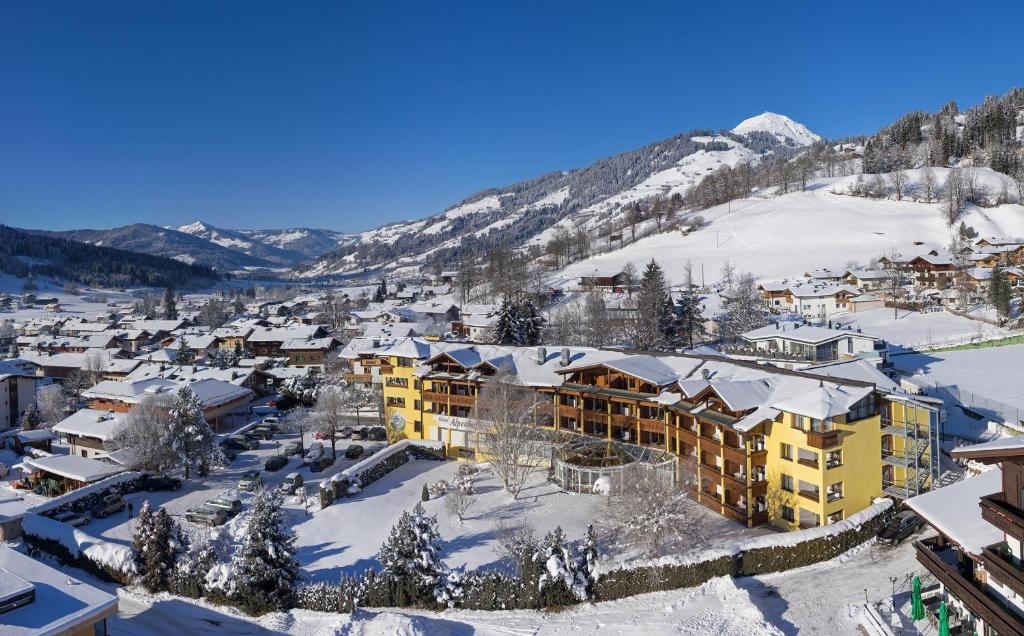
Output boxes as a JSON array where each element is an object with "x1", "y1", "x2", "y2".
[
  {"x1": 280, "y1": 336, "x2": 337, "y2": 351},
  {"x1": 83, "y1": 377, "x2": 251, "y2": 408},
  {"x1": 951, "y1": 435, "x2": 1024, "y2": 461},
  {"x1": 23, "y1": 454, "x2": 124, "y2": 482},
  {"x1": 741, "y1": 323, "x2": 878, "y2": 345},
  {"x1": 52, "y1": 408, "x2": 124, "y2": 442},
  {"x1": 770, "y1": 384, "x2": 873, "y2": 420},
  {"x1": 0, "y1": 545, "x2": 118, "y2": 636},
  {"x1": 906, "y1": 468, "x2": 1002, "y2": 556}
]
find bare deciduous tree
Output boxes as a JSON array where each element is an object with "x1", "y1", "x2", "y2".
[
  {"x1": 881, "y1": 250, "x2": 907, "y2": 319},
  {"x1": 942, "y1": 167, "x2": 967, "y2": 225},
  {"x1": 469, "y1": 368, "x2": 544, "y2": 500},
  {"x1": 311, "y1": 385, "x2": 347, "y2": 459},
  {"x1": 110, "y1": 393, "x2": 176, "y2": 472},
  {"x1": 601, "y1": 462, "x2": 709, "y2": 559},
  {"x1": 921, "y1": 166, "x2": 936, "y2": 202},
  {"x1": 892, "y1": 169, "x2": 907, "y2": 201},
  {"x1": 493, "y1": 519, "x2": 538, "y2": 573},
  {"x1": 35, "y1": 384, "x2": 66, "y2": 426},
  {"x1": 444, "y1": 485, "x2": 476, "y2": 525}
]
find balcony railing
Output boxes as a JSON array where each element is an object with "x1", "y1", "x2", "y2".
[
  {"x1": 345, "y1": 373, "x2": 372, "y2": 383},
  {"x1": 799, "y1": 489, "x2": 820, "y2": 503},
  {"x1": 797, "y1": 457, "x2": 819, "y2": 469},
  {"x1": 449, "y1": 394, "x2": 476, "y2": 407},
  {"x1": 805, "y1": 429, "x2": 841, "y2": 449},
  {"x1": 982, "y1": 543, "x2": 1024, "y2": 599},
  {"x1": 421, "y1": 391, "x2": 448, "y2": 403}
]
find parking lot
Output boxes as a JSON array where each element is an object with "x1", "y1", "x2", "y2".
[{"x1": 76, "y1": 415, "x2": 386, "y2": 546}]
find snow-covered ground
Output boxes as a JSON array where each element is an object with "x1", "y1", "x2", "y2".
[
  {"x1": 832, "y1": 308, "x2": 1011, "y2": 349},
  {"x1": 556, "y1": 168, "x2": 1024, "y2": 286},
  {"x1": 294, "y1": 462, "x2": 769, "y2": 582},
  {"x1": 894, "y1": 344, "x2": 1024, "y2": 415}
]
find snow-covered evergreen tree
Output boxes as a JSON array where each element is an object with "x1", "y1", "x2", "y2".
[
  {"x1": 230, "y1": 490, "x2": 300, "y2": 614},
  {"x1": 174, "y1": 337, "x2": 192, "y2": 365},
  {"x1": 132, "y1": 500, "x2": 154, "y2": 571},
  {"x1": 378, "y1": 502, "x2": 446, "y2": 606},
  {"x1": 576, "y1": 524, "x2": 599, "y2": 600},
  {"x1": 137, "y1": 506, "x2": 182, "y2": 592},
  {"x1": 19, "y1": 402, "x2": 42, "y2": 430},
  {"x1": 372, "y1": 279, "x2": 387, "y2": 303},
  {"x1": 718, "y1": 272, "x2": 768, "y2": 342},
  {"x1": 537, "y1": 526, "x2": 587, "y2": 605},
  {"x1": 164, "y1": 386, "x2": 219, "y2": 479},
  {"x1": 492, "y1": 295, "x2": 543, "y2": 346}
]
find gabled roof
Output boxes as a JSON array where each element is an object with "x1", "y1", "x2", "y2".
[
  {"x1": 770, "y1": 384, "x2": 873, "y2": 420},
  {"x1": 557, "y1": 355, "x2": 678, "y2": 387},
  {"x1": 52, "y1": 408, "x2": 124, "y2": 441},
  {"x1": 951, "y1": 436, "x2": 1024, "y2": 464},
  {"x1": 906, "y1": 468, "x2": 1002, "y2": 556}
]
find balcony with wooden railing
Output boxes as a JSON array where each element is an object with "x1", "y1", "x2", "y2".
[
  {"x1": 798, "y1": 488, "x2": 820, "y2": 503},
  {"x1": 344, "y1": 373, "x2": 372, "y2": 383},
  {"x1": 805, "y1": 429, "x2": 841, "y2": 450},
  {"x1": 639, "y1": 417, "x2": 663, "y2": 433},
  {"x1": 981, "y1": 494, "x2": 1024, "y2": 543},
  {"x1": 421, "y1": 391, "x2": 449, "y2": 403},
  {"x1": 610, "y1": 413, "x2": 633, "y2": 428},
  {"x1": 558, "y1": 404, "x2": 580, "y2": 419},
  {"x1": 449, "y1": 393, "x2": 476, "y2": 407},
  {"x1": 982, "y1": 542, "x2": 1024, "y2": 600}
]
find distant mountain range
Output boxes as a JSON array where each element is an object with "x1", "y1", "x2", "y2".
[{"x1": 24, "y1": 222, "x2": 353, "y2": 273}]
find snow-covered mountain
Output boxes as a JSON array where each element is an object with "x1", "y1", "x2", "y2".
[
  {"x1": 731, "y1": 112, "x2": 821, "y2": 146},
  {"x1": 236, "y1": 227, "x2": 355, "y2": 260},
  {"x1": 302, "y1": 113, "x2": 819, "y2": 278}
]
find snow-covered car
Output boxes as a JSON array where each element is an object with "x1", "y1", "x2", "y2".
[
  {"x1": 280, "y1": 472, "x2": 304, "y2": 495},
  {"x1": 238, "y1": 471, "x2": 262, "y2": 492},
  {"x1": 303, "y1": 442, "x2": 324, "y2": 464},
  {"x1": 91, "y1": 495, "x2": 126, "y2": 518},
  {"x1": 206, "y1": 495, "x2": 242, "y2": 517},
  {"x1": 313, "y1": 430, "x2": 329, "y2": 441},
  {"x1": 282, "y1": 440, "x2": 302, "y2": 456},
  {"x1": 186, "y1": 506, "x2": 227, "y2": 527},
  {"x1": 53, "y1": 511, "x2": 90, "y2": 527}
]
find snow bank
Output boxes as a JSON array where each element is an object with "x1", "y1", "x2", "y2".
[
  {"x1": 332, "y1": 440, "x2": 445, "y2": 485},
  {"x1": 26, "y1": 470, "x2": 142, "y2": 516},
  {"x1": 23, "y1": 512, "x2": 138, "y2": 574}
]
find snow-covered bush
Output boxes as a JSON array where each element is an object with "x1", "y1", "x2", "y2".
[
  {"x1": 428, "y1": 480, "x2": 449, "y2": 498},
  {"x1": 537, "y1": 526, "x2": 587, "y2": 605}
]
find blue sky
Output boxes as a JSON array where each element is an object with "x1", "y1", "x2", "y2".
[{"x1": 3, "y1": 1, "x2": 1023, "y2": 232}]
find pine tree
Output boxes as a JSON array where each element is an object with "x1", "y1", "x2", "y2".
[
  {"x1": 719, "y1": 272, "x2": 768, "y2": 342},
  {"x1": 421, "y1": 483, "x2": 430, "y2": 502},
  {"x1": 231, "y1": 490, "x2": 300, "y2": 614},
  {"x1": 132, "y1": 501, "x2": 155, "y2": 573},
  {"x1": 673, "y1": 286, "x2": 707, "y2": 348},
  {"x1": 19, "y1": 402, "x2": 42, "y2": 430},
  {"x1": 989, "y1": 265, "x2": 1013, "y2": 322},
  {"x1": 163, "y1": 287, "x2": 178, "y2": 320},
  {"x1": 537, "y1": 526, "x2": 584, "y2": 605},
  {"x1": 630, "y1": 259, "x2": 671, "y2": 350},
  {"x1": 234, "y1": 340, "x2": 244, "y2": 360},
  {"x1": 174, "y1": 337, "x2": 192, "y2": 365},
  {"x1": 517, "y1": 296, "x2": 542, "y2": 346},
  {"x1": 373, "y1": 279, "x2": 388, "y2": 303},
  {"x1": 492, "y1": 296, "x2": 540, "y2": 345},
  {"x1": 576, "y1": 524, "x2": 599, "y2": 601},
  {"x1": 378, "y1": 502, "x2": 446, "y2": 606},
  {"x1": 139, "y1": 507, "x2": 181, "y2": 592},
  {"x1": 164, "y1": 386, "x2": 219, "y2": 479}
]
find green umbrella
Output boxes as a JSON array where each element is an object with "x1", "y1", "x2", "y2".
[
  {"x1": 938, "y1": 601, "x2": 951, "y2": 636},
  {"x1": 911, "y1": 576, "x2": 926, "y2": 621}
]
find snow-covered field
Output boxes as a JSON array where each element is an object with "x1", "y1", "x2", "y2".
[
  {"x1": 832, "y1": 307, "x2": 1011, "y2": 349},
  {"x1": 556, "y1": 168, "x2": 1024, "y2": 286},
  {"x1": 295, "y1": 462, "x2": 768, "y2": 582},
  {"x1": 894, "y1": 343, "x2": 1024, "y2": 413}
]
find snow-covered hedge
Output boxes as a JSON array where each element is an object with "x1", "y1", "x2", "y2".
[
  {"x1": 22, "y1": 512, "x2": 137, "y2": 584},
  {"x1": 593, "y1": 498, "x2": 895, "y2": 601},
  {"x1": 27, "y1": 471, "x2": 145, "y2": 518},
  {"x1": 323, "y1": 440, "x2": 446, "y2": 502}
]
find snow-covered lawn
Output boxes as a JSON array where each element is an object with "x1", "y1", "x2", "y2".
[
  {"x1": 894, "y1": 343, "x2": 1024, "y2": 415},
  {"x1": 293, "y1": 461, "x2": 770, "y2": 583},
  {"x1": 832, "y1": 308, "x2": 1010, "y2": 349}
]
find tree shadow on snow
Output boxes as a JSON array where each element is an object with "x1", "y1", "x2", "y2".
[{"x1": 733, "y1": 578, "x2": 799, "y2": 636}]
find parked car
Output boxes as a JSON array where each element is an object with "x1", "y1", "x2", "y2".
[
  {"x1": 265, "y1": 455, "x2": 288, "y2": 471},
  {"x1": 53, "y1": 511, "x2": 90, "y2": 527},
  {"x1": 280, "y1": 472, "x2": 304, "y2": 495},
  {"x1": 91, "y1": 495, "x2": 126, "y2": 518},
  {"x1": 367, "y1": 426, "x2": 387, "y2": 442},
  {"x1": 350, "y1": 427, "x2": 368, "y2": 441},
  {"x1": 244, "y1": 427, "x2": 273, "y2": 441},
  {"x1": 238, "y1": 471, "x2": 262, "y2": 491},
  {"x1": 186, "y1": 506, "x2": 227, "y2": 527},
  {"x1": 304, "y1": 442, "x2": 324, "y2": 464},
  {"x1": 338, "y1": 426, "x2": 353, "y2": 439},
  {"x1": 261, "y1": 417, "x2": 282, "y2": 432},
  {"x1": 0, "y1": 463, "x2": 9, "y2": 478},
  {"x1": 142, "y1": 474, "x2": 183, "y2": 492},
  {"x1": 222, "y1": 448, "x2": 239, "y2": 462},
  {"x1": 310, "y1": 455, "x2": 335, "y2": 473},
  {"x1": 876, "y1": 511, "x2": 925, "y2": 546},
  {"x1": 221, "y1": 436, "x2": 258, "y2": 451},
  {"x1": 282, "y1": 440, "x2": 302, "y2": 456},
  {"x1": 314, "y1": 430, "x2": 329, "y2": 441},
  {"x1": 344, "y1": 444, "x2": 364, "y2": 460},
  {"x1": 206, "y1": 495, "x2": 242, "y2": 517}
]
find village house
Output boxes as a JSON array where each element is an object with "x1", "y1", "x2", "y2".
[
  {"x1": 81, "y1": 377, "x2": 253, "y2": 430},
  {"x1": 843, "y1": 269, "x2": 889, "y2": 291},
  {"x1": 0, "y1": 359, "x2": 37, "y2": 431},
  {"x1": 578, "y1": 269, "x2": 627, "y2": 292},
  {"x1": 722, "y1": 323, "x2": 889, "y2": 370},
  {"x1": 52, "y1": 408, "x2": 125, "y2": 458},
  {"x1": 247, "y1": 324, "x2": 328, "y2": 357},
  {"x1": 908, "y1": 437, "x2": 1024, "y2": 636},
  {"x1": 281, "y1": 335, "x2": 341, "y2": 368},
  {"x1": 908, "y1": 252, "x2": 957, "y2": 288}
]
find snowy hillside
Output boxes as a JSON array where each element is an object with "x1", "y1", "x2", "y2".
[
  {"x1": 302, "y1": 113, "x2": 819, "y2": 279},
  {"x1": 557, "y1": 167, "x2": 1024, "y2": 286},
  {"x1": 175, "y1": 221, "x2": 312, "y2": 266}
]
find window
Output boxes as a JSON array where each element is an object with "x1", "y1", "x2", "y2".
[
  {"x1": 847, "y1": 395, "x2": 877, "y2": 421},
  {"x1": 781, "y1": 474, "x2": 794, "y2": 493},
  {"x1": 413, "y1": 400, "x2": 422, "y2": 411},
  {"x1": 414, "y1": 379, "x2": 421, "y2": 390},
  {"x1": 413, "y1": 420, "x2": 422, "y2": 433},
  {"x1": 827, "y1": 482, "x2": 844, "y2": 502},
  {"x1": 782, "y1": 505, "x2": 795, "y2": 522},
  {"x1": 826, "y1": 450, "x2": 842, "y2": 468},
  {"x1": 780, "y1": 443, "x2": 793, "y2": 460},
  {"x1": 398, "y1": 357, "x2": 413, "y2": 368}
]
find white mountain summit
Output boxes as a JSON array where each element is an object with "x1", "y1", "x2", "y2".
[{"x1": 731, "y1": 112, "x2": 821, "y2": 146}]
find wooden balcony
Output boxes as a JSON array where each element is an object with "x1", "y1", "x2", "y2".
[
  {"x1": 379, "y1": 364, "x2": 395, "y2": 374},
  {"x1": 421, "y1": 391, "x2": 448, "y2": 403},
  {"x1": 722, "y1": 444, "x2": 747, "y2": 465},
  {"x1": 610, "y1": 413, "x2": 633, "y2": 427},
  {"x1": 797, "y1": 457, "x2": 820, "y2": 470},
  {"x1": 557, "y1": 404, "x2": 579, "y2": 418},
  {"x1": 981, "y1": 494, "x2": 1024, "y2": 544},
  {"x1": 983, "y1": 544, "x2": 1024, "y2": 600},
  {"x1": 449, "y1": 394, "x2": 476, "y2": 407},
  {"x1": 723, "y1": 471, "x2": 747, "y2": 488},
  {"x1": 583, "y1": 410, "x2": 607, "y2": 425},
  {"x1": 344, "y1": 373, "x2": 372, "y2": 383},
  {"x1": 638, "y1": 417, "x2": 663, "y2": 432},
  {"x1": 722, "y1": 502, "x2": 747, "y2": 523},
  {"x1": 798, "y1": 489, "x2": 820, "y2": 503},
  {"x1": 805, "y1": 429, "x2": 841, "y2": 450},
  {"x1": 916, "y1": 538, "x2": 1024, "y2": 636}
]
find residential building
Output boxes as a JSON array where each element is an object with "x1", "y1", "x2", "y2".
[
  {"x1": 0, "y1": 545, "x2": 118, "y2": 636},
  {"x1": 82, "y1": 377, "x2": 252, "y2": 430},
  {"x1": 908, "y1": 437, "x2": 1024, "y2": 636},
  {"x1": 908, "y1": 253, "x2": 957, "y2": 288},
  {"x1": 722, "y1": 323, "x2": 889, "y2": 370},
  {"x1": 0, "y1": 359, "x2": 37, "y2": 431},
  {"x1": 281, "y1": 336, "x2": 340, "y2": 368},
  {"x1": 52, "y1": 408, "x2": 125, "y2": 458}
]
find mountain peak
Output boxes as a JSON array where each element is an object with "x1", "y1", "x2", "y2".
[
  {"x1": 731, "y1": 112, "x2": 821, "y2": 146},
  {"x1": 178, "y1": 221, "x2": 211, "y2": 234}
]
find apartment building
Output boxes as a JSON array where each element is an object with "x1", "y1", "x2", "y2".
[{"x1": 355, "y1": 338, "x2": 940, "y2": 531}]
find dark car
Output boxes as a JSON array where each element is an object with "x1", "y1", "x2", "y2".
[
  {"x1": 344, "y1": 444, "x2": 364, "y2": 460},
  {"x1": 143, "y1": 475, "x2": 183, "y2": 492},
  {"x1": 282, "y1": 440, "x2": 302, "y2": 456},
  {"x1": 265, "y1": 455, "x2": 288, "y2": 471},
  {"x1": 367, "y1": 426, "x2": 387, "y2": 442},
  {"x1": 222, "y1": 448, "x2": 239, "y2": 462},
  {"x1": 244, "y1": 427, "x2": 274, "y2": 441},
  {"x1": 350, "y1": 427, "x2": 369, "y2": 441},
  {"x1": 876, "y1": 511, "x2": 925, "y2": 546},
  {"x1": 338, "y1": 426, "x2": 353, "y2": 439},
  {"x1": 221, "y1": 436, "x2": 258, "y2": 451},
  {"x1": 91, "y1": 495, "x2": 126, "y2": 518},
  {"x1": 309, "y1": 455, "x2": 335, "y2": 473}
]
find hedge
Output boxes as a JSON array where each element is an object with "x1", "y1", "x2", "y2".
[
  {"x1": 28, "y1": 471, "x2": 146, "y2": 519},
  {"x1": 593, "y1": 553, "x2": 738, "y2": 602}
]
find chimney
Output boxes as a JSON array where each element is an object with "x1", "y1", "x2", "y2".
[
  {"x1": 701, "y1": 368, "x2": 711, "y2": 380},
  {"x1": 536, "y1": 346, "x2": 547, "y2": 365},
  {"x1": 559, "y1": 348, "x2": 570, "y2": 367}
]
